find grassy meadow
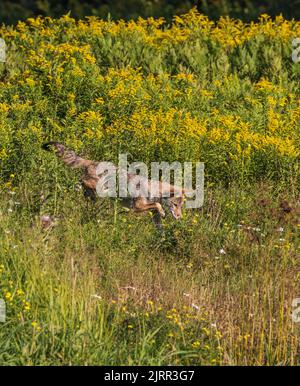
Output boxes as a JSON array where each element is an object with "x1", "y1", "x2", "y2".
[{"x1": 0, "y1": 9, "x2": 300, "y2": 365}]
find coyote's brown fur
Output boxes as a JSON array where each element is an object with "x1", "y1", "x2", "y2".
[{"x1": 42, "y1": 142, "x2": 186, "y2": 226}]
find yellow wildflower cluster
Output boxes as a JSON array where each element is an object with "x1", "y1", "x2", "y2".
[{"x1": 0, "y1": 9, "x2": 299, "y2": 184}]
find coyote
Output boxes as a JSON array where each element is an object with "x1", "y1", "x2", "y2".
[{"x1": 42, "y1": 142, "x2": 187, "y2": 226}]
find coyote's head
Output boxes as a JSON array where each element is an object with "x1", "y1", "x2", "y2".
[{"x1": 166, "y1": 196, "x2": 184, "y2": 220}]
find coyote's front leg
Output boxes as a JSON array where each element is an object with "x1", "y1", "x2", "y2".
[
  {"x1": 152, "y1": 211, "x2": 163, "y2": 229},
  {"x1": 132, "y1": 197, "x2": 166, "y2": 218}
]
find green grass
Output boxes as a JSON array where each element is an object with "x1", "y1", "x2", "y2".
[{"x1": 0, "y1": 181, "x2": 299, "y2": 365}]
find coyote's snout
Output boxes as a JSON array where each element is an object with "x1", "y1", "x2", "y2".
[
  {"x1": 42, "y1": 142, "x2": 187, "y2": 226},
  {"x1": 164, "y1": 197, "x2": 184, "y2": 220}
]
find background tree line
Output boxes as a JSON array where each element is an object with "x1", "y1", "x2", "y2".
[{"x1": 1, "y1": 0, "x2": 300, "y2": 25}]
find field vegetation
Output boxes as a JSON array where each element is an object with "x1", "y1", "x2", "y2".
[{"x1": 0, "y1": 9, "x2": 299, "y2": 364}]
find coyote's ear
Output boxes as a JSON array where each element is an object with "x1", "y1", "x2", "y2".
[{"x1": 182, "y1": 188, "x2": 194, "y2": 197}]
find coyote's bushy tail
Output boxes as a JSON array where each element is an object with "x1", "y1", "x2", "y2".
[{"x1": 42, "y1": 141, "x2": 93, "y2": 168}]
